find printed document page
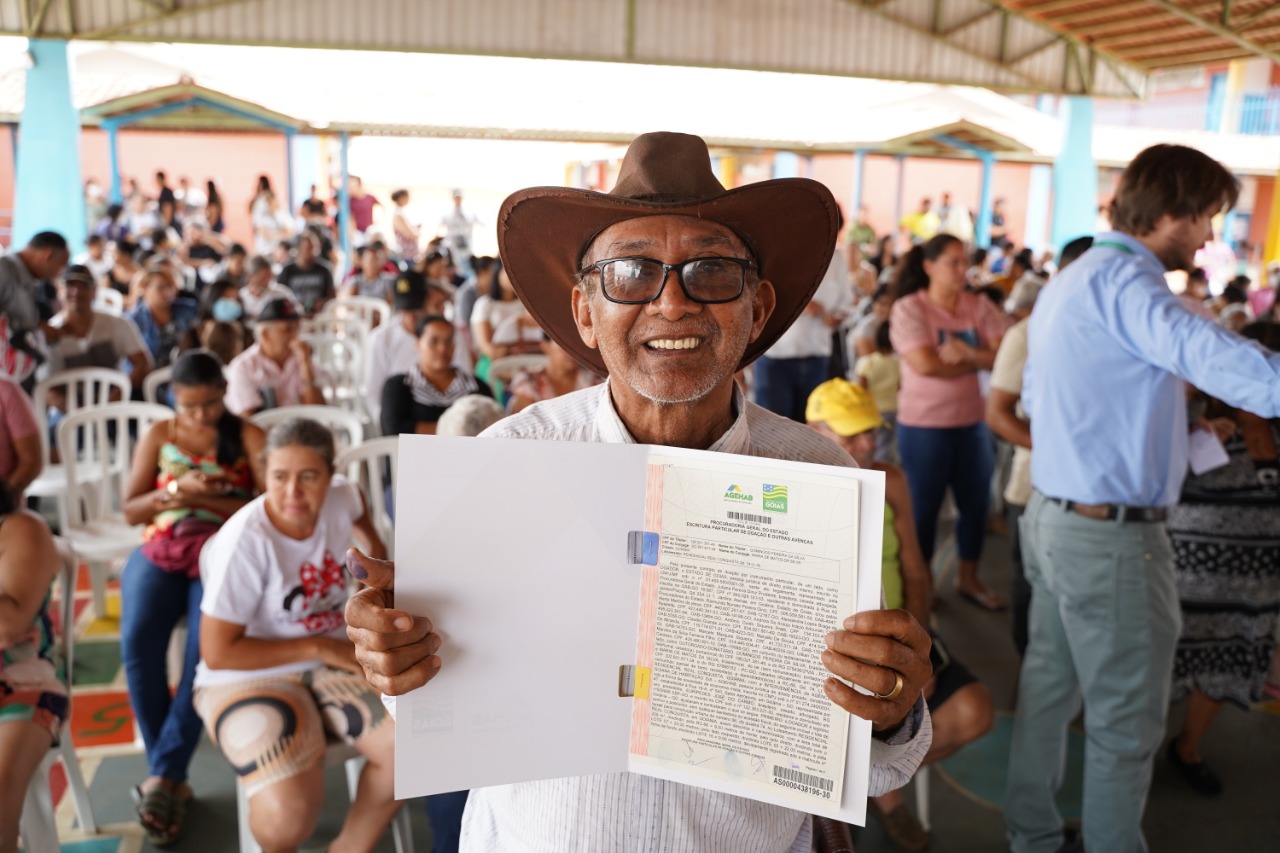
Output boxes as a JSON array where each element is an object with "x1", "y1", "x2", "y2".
[{"x1": 627, "y1": 451, "x2": 863, "y2": 815}]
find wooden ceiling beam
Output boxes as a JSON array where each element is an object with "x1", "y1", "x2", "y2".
[
  {"x1": 1146, "y1": 0, "x2": 1280, "y2": 63},
  {"x1": 1040, "y1": 1, "x2": 1153, "y2": 27},
  {"x1": 1132, "y1": 45, "x2": 1255, "y2": 66}
]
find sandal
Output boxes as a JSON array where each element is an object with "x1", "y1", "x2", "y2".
[
  {"x1": 132, "y1": 784, "x2": 175, "y2": 846},
  {"x1": 162, "y1": 791, "x2": 193, "y2": 846}
]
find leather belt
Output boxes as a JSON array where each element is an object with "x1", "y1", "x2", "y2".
[{"x1": 1046, "y1": 497, "x2": 1167, "y2": 523}]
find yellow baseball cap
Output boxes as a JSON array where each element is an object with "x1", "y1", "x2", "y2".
[{"x1": 805, "y1": 378, "x2": 883, "y2": 437}]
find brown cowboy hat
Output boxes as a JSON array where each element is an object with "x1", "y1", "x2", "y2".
[{"x1": 497, "y1": 131, "x2": 840, "y2": 375}]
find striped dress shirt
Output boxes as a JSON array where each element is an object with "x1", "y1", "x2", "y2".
[{"x1": 390, "y1": 380, "x2": 933, "y2": 851}]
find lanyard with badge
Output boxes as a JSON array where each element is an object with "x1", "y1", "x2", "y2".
[{"x1": 1093, "y1": 240, "x2": 1134, "y2": 255}]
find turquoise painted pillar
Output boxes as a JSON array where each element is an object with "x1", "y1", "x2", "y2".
[
  {"x1": 284, "y1": 131, "x2": 297, "y2": 215},
  {"x1": 291, "y1": 133, "x2": 321, "y2": 212},
  {"x1": 772, "y1": 151, "x2": 800, "y2": 179},
  {"x1": 337, "y1": 131, "x2": 351, "y2": 261},
  {"x1": 13, "y1": 40, "x2": 86, "y2": 250},
  {"x1": 1023, "y1": 164, "x2": 1053, "y2": 255},
  {"x1": 851, "y1": 149, "x2": 866, "y2": 212},
  {"x1": 975, "y1": 152, "x2": 995, "y2": 249},
  {"x1": 1051, "y1": 95, "x2": 1098, "y2": 251},
  {"x1": 107, "y1": 122, "x2": 122, "y2": 203}
]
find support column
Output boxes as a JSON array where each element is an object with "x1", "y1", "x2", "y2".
[
  {"x1": 1050, "y1": 95, "x2": 1097, "y2": 252},
  {"x1": 975, "y1": 152, "x2": 995, "y2": 249},
  {"x1": 291, "y1": 133, "x2": 322, "y2": 212},
  {"x1": 851, "y1": 149, "x2": 866, "y2": 214},
  {"x1": 337, "y1": 131, "x2": 351, "y2": 264},
  {"x1": 1264, "y1": 171, "x2": 1280, "y2": 264},
  {"x1": 893, "y1": 155, "x2": 906, "y2": 236},
  {"x1": 1221, "y1": 59, "x2": 1247, "y2": 135},
  {"x1": 772, "y1": 151, "x2": 800, "y2": 179},
  {"x1": 1023, "y1": 164, "x2": 1053, "y2": 256},
  {"x1": 107, "y1": 122, "x2": 122, "y2": 203},
  {"x1": 12, "y1": 39, "x2": 86, "y2": 250},
  {"x1": 284, "y1": 130, "x2": 297, "y2": 215}
]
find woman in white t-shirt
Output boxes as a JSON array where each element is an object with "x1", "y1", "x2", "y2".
[{"x1": 194, "y1": 418, "x2": 399, "y2": 851}]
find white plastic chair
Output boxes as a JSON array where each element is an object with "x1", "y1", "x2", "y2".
[
  {"x1": 92, "y1": 287, "x2": 123, "y2": 315},
  {"x1": 252, "y1": 405, "x2": 365, "y2": 450},
  {"x1": 322, "y1": 295, "x2": 391, "y2": 333},
  {"x1": 58, "y1": 402, "x2": 173, "y2": 618},
  {"x1": 487, "y1": 354, "x2": 548, "y2": 384},
  {"x1": 19, "y1": 537, "x2": 99, "y2": 852},
  {"x1": 235, "y1": 741, "x2": 413, "y2": 853},
  {"x1": 30, "y1": 368, "x2": 132, "y2": 534},
  {"x1": 142, "y1": 364, "x2": 175, "y2": 407},
  {"x1": 336, "y1": 437, "x2": 397, "y2": 559},
  {"x1": 302, "y1": 326, "x2": 371, "y2": 420}
]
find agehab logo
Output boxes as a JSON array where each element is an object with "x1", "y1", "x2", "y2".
[
  {"x1": 762, "y1": 484, "x2": 789, "y2": 513},
  {"x1": 723, "y1": 484, "x2": 755, "y2": 503}
]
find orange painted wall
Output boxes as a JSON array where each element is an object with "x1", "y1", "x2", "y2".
[
  {"x1": 810, "y1": 153, "x2": 1034, "y2": 248},
  {"x1": 0, "y1": 128, "x2": 289, "y2": 248}
]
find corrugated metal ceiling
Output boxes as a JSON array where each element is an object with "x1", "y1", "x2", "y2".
[{"x1": 0, "y1": 1, "x2": 1274, "y2": 98}]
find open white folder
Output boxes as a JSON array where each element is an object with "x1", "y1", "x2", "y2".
[{"x1": 392, "y1": 435, "x2": 884, "y2": 825}]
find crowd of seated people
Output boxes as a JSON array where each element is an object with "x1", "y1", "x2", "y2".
[{"x1": 0, "y1": 160, "x2": 1277, "y2": 853}]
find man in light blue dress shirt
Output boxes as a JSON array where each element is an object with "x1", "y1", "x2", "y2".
[{"x1": 1007, "y1": 144, "x2": 1280, "y2": 853}]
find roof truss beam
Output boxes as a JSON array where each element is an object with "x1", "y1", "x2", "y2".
[
  {"x1": 1145, "y1": 0, "x2": 1280, "y2": 64},
  {"x1": 1233, "y1": 1, "x2": 1280, "y2": 31}
]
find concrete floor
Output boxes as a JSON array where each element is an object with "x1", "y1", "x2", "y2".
[
  {"x1": 852, "y1": 521, "x2": 1280, "y2": 852},
  {"x1": 63, "y1": 522, "x2": 1280, "y2": 852}
]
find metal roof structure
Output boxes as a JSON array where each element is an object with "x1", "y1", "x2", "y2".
[
  {"x1": 998, "y1": 0, "x2": 1280, "y2": 70},
  {"x1": 81, "y1": 79, "x2": 307, "y2": 132},
  {"x1": 1, "y1": 42, "x2": 1276, "y2": 174},
  {"x1": 1, "y1": 1, "x2": 1273, "y2": 100}
]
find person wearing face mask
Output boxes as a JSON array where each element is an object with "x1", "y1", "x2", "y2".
[{"x1": 180, "y1": 279, "x2": 253, "y2": 368}]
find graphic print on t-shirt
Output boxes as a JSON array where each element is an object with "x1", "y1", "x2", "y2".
[
  {"x1": 938, "y1": 328, "x2": 979, "y2": 348},
  {"x1": 280, "y1": 549, "x2": 346, "y2": 633}
]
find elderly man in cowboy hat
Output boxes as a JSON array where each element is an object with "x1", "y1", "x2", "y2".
[{"x1": 345, "y1": 132, "x2": 933, "y2": 851}]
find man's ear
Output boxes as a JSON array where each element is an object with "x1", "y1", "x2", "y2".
[
  {"x1": 570, "y1": 286, "x2": 599, "y2": 351},
  {"x1": 747, "y1": 279, "x2": 777, "y2": 343}
]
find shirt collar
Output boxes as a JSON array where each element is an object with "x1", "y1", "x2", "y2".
[
  {"x1": 593, "y1": 379, "x2": 751, "y2": 453},
  {"x1": 1096, "y1": 230, "x2": 1164, "y2": 272}
]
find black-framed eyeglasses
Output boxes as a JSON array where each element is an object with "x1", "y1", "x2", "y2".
[{"x1": 581, "y1": 256, "x2": 754, "y2": 305}]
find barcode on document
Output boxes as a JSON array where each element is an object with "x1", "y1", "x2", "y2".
[
  {"x1": 773, "y1": 765, "x2": 833, "y2": 792},
  {"x1": 726, "y1": 511, "x2": 772, "y2": 524}
]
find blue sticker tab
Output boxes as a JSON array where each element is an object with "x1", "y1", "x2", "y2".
[{"x1": 626, "y1": 531, "x2": 660, "y2": 565}]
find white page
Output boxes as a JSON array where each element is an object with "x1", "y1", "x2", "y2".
[{"x1": 393, "y1": 436, "x2": 649, "y2": 798}]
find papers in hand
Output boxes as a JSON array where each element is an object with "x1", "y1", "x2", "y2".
[
  {"x1": 391, "y1": 436, "x2": 885, "y2": 825},
  {"x1": 1187, "y1": 427, "x2": 1230, "y2": 475}
]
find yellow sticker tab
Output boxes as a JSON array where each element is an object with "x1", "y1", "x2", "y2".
[
  {"x1": 634, "y1": 666, "x2": 652, "y2": 700},
  {"x1": 617, "y1": 664, "x2": 654, "y2": 698}
]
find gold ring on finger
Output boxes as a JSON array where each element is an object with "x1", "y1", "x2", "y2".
[{"x1": 873, "y1": 670, "x2": 904, "y2": 701}]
